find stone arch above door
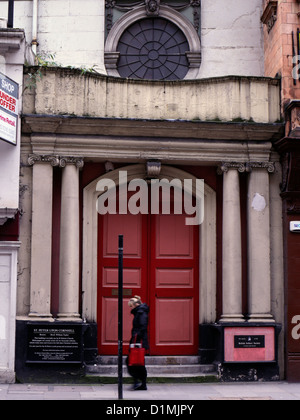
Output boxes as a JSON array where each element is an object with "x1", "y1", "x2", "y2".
[{"x1": 82, "y1": 164, "x2": 216, "y2": 325}]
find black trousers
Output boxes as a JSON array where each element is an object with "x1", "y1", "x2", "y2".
[{"x1": 126, "y1": 357, "x2": 147, "y2": 384}]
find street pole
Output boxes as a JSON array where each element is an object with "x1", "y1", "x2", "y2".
[
  {"x1": 118, "y1": 235, "x2": 123, "y2": 400},
  {"x1": 7, "y1": 0, "x2": 14, "y2": 28}
]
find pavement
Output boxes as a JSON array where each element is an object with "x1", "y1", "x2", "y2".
[{"x1": 1, "y1": 381, "x2": 300, "y2": 400}]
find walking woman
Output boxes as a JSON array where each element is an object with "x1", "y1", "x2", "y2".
[{"x1": 127, "y1": 295, "x2": 149, "y2": 390}]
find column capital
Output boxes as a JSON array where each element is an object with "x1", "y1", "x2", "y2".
[
  {"x1": 28, "y1": 154, "x2": 84, "y2": 169},
  {"x1": 217, "y1": 162, "x2": 248, "y2": 174},
  {"x1": 247, "y1": 161, "x2": 275, "y2": 174},
  {"x1": 217, "y1": 161, "x2": 275, "y2": 175},
  {"x1": 59, "y1": 156, "x2": 85, "y2": 168},
  {"x1": 28, "y1": 154, "x2": 60, "y2": 167}
]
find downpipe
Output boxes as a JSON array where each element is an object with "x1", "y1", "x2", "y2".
[{"x1": 32, "y1": 0, "x2": 38, "y2": 54}]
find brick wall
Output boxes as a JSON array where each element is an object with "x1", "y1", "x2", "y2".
[{"x1": 263, "y1": 0, "x2": 300, "y2": 106}]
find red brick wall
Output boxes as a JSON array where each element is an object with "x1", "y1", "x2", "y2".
[{"x1": 263, "y1": 0, "x2": 300, "y2": 106}]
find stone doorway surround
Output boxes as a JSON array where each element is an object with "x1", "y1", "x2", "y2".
[{"x1": 82, "y1": 164, "x2": 217, "y2": 325}]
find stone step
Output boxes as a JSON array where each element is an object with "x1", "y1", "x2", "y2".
[
  {"x1": 86, "y1": 364, "x2": 216, "y2": 376},
  {"x1": 95, "y1": 355, "x2": 201, "y2": 366},
  {"x1": 85, "y1": 356, "x2": 217, "y2": 378}
]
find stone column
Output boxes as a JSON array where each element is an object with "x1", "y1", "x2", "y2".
[
  {"x1": 57, "y1": 157, "x2": 84, "y2": 321},
  {"x1": 247, "y1": 163, "x2": 275, "y2": 322},
  {"x1": 218, "y1": 163, "x2": 244, "y2": 323},
  {"x1": 28, "y1": 155, "x2": 59, "y2": 319}
]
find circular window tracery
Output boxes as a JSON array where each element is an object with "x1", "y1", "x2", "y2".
[{"x1": 116, "y1": 18, "x2": 190, "y2": 80}]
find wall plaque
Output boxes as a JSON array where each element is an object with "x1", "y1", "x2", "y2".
[
  {"x1": 112, "y1": 288, "x2": 132, "y2": 296},
  {"x1": 224, "y1": 326, "x2": 275, "y2": 363},
  {"x1": 27, "y1": 323, "x2": 83, "y2": 363},
  {"x1": 234, "y1": 335, "x2": 265, "y2": 349}
]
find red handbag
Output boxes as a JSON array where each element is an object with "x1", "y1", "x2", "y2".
[{"x1": 128, "y1": 337, "x2": 145, "y2": 366}]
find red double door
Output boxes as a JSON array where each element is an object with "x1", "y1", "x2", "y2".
[{"x1": 97, "y1": 200, "x2": 199, "y2": 356}]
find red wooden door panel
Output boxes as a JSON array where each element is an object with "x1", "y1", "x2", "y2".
[
  {"x1": 97, "y1": 211, "x2": 148, "y2": 355},
  {"x1": 150, "y1": 213, "x2": 199, "y2": 355}
]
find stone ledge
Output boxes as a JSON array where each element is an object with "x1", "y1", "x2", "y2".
[
  {"x1": 0, "y1": 29, "x2": 24, "y2": 54},
  {"x1": 22, "y1": 114, "x2": 285, "y2": 142}
]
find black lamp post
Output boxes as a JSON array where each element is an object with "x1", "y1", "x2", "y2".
[{"x1": 7, "y1": 0, "x2": 14, "y2": 28}]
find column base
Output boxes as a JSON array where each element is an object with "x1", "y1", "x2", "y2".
[
  {"x1": 0, "y1": 369, "x2": 15, "y2": 384},
  {"x1": 248, "y1": 314, "x2": 275, "y2": 323},
  {"x1": 28, "y1": 313, "x2": 54, "y2": 322},
  {"x1": 57, "y1": 313, "x2": 82, "y2": 322},
  {"x1": 219, "y1": 314, "x2": 245, "y2": 323}
]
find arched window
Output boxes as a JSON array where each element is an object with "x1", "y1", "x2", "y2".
[
  {"x1": 105, "y1": 5, "x2": 201, "y2": 80},
  {"x1": 117, "y1": 18, "x2": 189, "y2": 80}
]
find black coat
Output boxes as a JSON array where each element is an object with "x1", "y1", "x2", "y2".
[{"x1": 130, "y1": 303, "x2": 149, "y2": 350}]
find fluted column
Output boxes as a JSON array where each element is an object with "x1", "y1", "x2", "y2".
[
  {"x1": 218, "y1": 163, "x2": 244, "y2": 323},
  {"x1": 247, "y1": 164, "x2": 275, "y2": 322},
  {"x1": 28, "y1": 155, "x2": 60, "y2": 319},
  {"x1": 57, "y1": 157, "x2": 84, "y2": 321}
]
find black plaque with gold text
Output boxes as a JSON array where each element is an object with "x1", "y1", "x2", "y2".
[{"x1": 234, "y1": 335, "x2": 265, "y2": 349}]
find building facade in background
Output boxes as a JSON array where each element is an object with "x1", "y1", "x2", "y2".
[
  {"x1": 261, "y1": 0, "x2": 300, "y2": 381},
  {"x1": 0, "y1": 0, "x2": 299, "y2": 382}
]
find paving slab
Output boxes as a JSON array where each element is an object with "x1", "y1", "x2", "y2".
[{"x1": 0, "y1": 382, "x2": 300, "y2": 400}]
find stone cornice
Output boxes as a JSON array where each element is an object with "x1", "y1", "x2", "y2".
[
  {"x1": 22, "y1": 115, "x2": 283, "y2": 165},
  {"x1": 22, "y1": 114, "x2": 284, "y2": 142},
  {"x1": 0, "y1": 29, "x2": 25, "y2": 54}
]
